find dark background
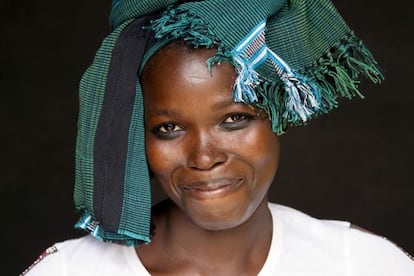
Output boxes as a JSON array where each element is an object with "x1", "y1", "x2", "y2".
[{"x1": 1, "y1": 0, "x2": 413, "y2": 275}]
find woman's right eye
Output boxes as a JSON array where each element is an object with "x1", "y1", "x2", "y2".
[{"x1": 152, "y1": 123, "x2": 184, "y2": 139}]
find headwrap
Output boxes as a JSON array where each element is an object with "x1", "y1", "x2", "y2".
[{"x1": 74, "y1": 0, "x2": 383, "y2": 246}]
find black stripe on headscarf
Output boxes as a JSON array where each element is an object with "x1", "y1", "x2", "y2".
[{"x1": 93, "y1": 14, "x2": 156, "y2": 232}]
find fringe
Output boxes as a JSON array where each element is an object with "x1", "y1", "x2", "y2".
[
  {"x1": 75, "y1": 211, "x2": 149, "y2": 246},
  {"x1": 150, "y1": 7, "x2": 218, "y2": 48},
  {"x1": 231, "y1": 54, "x2": 260, "y2": 102},
  {"x1": 75, "y1": 212, "x2": 104, "y2": 239},
  {"x1": 255, "y1": 33, "x2": 384, "y2": 134},
  {"x1": 206, "y1": 45, "x2": 261, "y2": 102}
]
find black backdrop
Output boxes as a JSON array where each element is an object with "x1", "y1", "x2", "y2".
[{"x1": 2, "y1": 0, "x2": 413, "y2": 275}]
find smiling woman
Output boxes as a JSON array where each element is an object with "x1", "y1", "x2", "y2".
[
  {"x1": 142, "y1": 45, "x2": 280, "y2": 234},
  {"x1": 21, "y1": 0, "x2": 414, "y2": 275}
]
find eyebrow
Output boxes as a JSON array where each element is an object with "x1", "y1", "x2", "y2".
[
  {"x1": 146, "y1": 98, "x2": 239, "y2": 117},
  {"x1": 212, "y1": 98, "x2": 238, "y2": 109},
  {"x1": 146, "y1": 108, "x2": 181, "y2": 117}
]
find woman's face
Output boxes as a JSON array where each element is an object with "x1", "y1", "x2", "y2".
[{"x1": 142, "y1": 45, "x2": 280, "y2": 230}]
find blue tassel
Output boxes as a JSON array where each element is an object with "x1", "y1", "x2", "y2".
[
  {"x1": 232, "y1": 54, "x2": 260, "y2": 102},
  {"x1": 231, "y1": 20, "x2": 323, "y2": 123}
]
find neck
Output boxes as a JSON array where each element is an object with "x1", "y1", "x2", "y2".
[{"x1": 138, "y1": 198, "x2": 273, "y2": 274}]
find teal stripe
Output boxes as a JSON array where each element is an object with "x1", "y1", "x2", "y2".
[{"x1": 119, "y1": 82, "x2": 152, "y2": 243}]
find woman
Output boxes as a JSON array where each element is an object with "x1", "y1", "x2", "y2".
[{"x1": 22, "y1": 0, "x2": 414, "y2": 275}]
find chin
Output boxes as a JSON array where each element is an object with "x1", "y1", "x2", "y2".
[
  {"x1": 181, "y1": 195, "x2": 259, "y2": 231},
  {"x1": 190, "y1": 213, "x2": 250, "y2": 232}
]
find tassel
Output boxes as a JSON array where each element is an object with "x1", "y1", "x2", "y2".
[
  {"x1": 334, "y1": 33, "x2": 384, "y2": 83},
  {"x1": 150, "y1": 8, "x2": 218, "y2": 48},
  {"x1": 267, "y1": 48, "x2": 322, "y2": 123},
  {"x1": 231, "y1": 54, "x2": 260, "y2": 102},
  {"x1": 75, "y1": 212, "x2": 105, "y2": 242},
  {"x1": 254, "y1": 32, "x2": 384, "y2": 135}
]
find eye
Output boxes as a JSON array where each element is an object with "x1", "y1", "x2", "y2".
[
  {"x1": 153, "y1": 122, "x2": 184, "y2": 139},
  {"x1": 223, "y1": 114, "x2": 248, "y2": 123},
  {"x1": 221, "y1": 113, "x2": 254, "y2": 130},
  {"x1": 158, "y1": 123, "x2": 182, "y2": 133}
]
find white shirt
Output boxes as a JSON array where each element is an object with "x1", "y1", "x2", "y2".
[{"x1": 23, "y1": 203, "x2": 414, "y2": 275}]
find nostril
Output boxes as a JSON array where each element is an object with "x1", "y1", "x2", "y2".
[{"x1": 187, "y1": 147, "x2": 228, "y2": 170}]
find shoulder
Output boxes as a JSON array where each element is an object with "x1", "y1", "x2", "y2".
[
  {"x1": 268, "y1": 202, "x2": 351, "y2": 233},
  {"x1": 347, "y1": 226, "x2": 414, "y2": 274},
  {"x1": 268, "y1": 203, "x2": 414, "y2": 274},
  {"x1": 269, "y1": 203, "x2": 351, "y2": 271},
  {"x1": 21, "y1": 235, "x2": 137, "y2": 276}
]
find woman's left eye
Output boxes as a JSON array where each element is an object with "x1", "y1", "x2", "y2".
[
  {"x1": 221, "y1": 113, "x2": 254, "y2": 130},
  {"x1": 223, "y1": 114, "x2": 248, "y2": 123}
]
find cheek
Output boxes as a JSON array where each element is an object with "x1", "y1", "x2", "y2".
[
  {"x1": 145, "y1": 136, "x2": 181, "y2": 180},
  {"x1": 234, "y1": 123, "x2": 280, "y2": 186},
  {"x1": 238, "y1": 124, "x2": 280, "y2": 166}
]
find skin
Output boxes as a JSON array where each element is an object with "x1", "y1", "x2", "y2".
[{"x1": 137, "y1": 43, "x2": 281, "y2": 275}]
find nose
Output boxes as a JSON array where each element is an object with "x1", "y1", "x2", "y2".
[{"x1": 187, "y1": 132, "x2": 228, "y2": 170}]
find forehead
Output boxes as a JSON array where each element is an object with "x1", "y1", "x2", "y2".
[
  {"x1": 142, "y1": 43, "x2": 223, "y2": 76},
  {"x1": 141, "y1": 43, "x2": 236, "y2": 96},
  {"x1": 140, "y1": 44, "x2": 240, "y2": 116}
]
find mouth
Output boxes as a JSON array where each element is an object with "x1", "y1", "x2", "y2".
[{"x1": 180, "y1": 178, "x2": 243, "y2": 200}]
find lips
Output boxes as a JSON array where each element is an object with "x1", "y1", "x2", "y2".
[{"x1": 179, "y1": 178, "x2": 243, "y2": 200}]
